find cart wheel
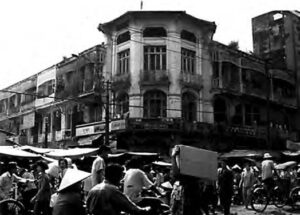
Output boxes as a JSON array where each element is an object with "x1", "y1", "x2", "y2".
[
  {"x1": 251, "y1": 187, "x2": 269, "y2": 212},
  {"x1": 273, "y1": 186, "x2": 287, "y2": 208},
  {"x1": 290, "y1": 186, "x2": 300, "y2": 210},
  {"x1": 0, "y1": 199, "x2": 25, "y2": 215}
]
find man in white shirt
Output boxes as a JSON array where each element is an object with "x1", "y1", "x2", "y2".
[
  {"x1": 0, "y1": 162, "x2": 28, "y2": 201},
  {"x1": 91, "y1": 145, "x2": 111, "y2": 187},
  {"x1": 261, "y1": 153, "x2": 276, "y2": 192},
  {"x1": 123, "y1": 157, "x2": 162, "y2": 214}
]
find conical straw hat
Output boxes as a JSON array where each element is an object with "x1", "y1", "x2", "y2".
[{"x1": 58, "y1": 168, "x2": 90, "y2": 192}]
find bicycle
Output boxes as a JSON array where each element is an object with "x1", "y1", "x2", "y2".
[
  {"x1": 0, "y1": 183, "x2": 26, "y2": 215},
  {"x1": 250, "y1": 177, "x2": 287, "y2": 212}
]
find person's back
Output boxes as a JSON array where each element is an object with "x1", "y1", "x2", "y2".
[{"x1": 261, "y1": 159, "x2": 274, "y2": 181}]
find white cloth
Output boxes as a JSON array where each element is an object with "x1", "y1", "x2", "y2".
[
  {"x1": 91, "y1": 156, "x2": 105, "y2": 187},
  {"x1": 123, "y1": 168, "x2": 153, "y2": 203},
  {"x1": 261, "y1": 159, "x2": 275, "y2": 180}
]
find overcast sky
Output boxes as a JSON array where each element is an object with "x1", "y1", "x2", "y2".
[{"x1": 0, "y1": 0, "x2": 298, "y2": 89}]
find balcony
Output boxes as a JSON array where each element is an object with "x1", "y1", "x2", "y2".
[
  {"x1": 211, "y1": 77, "x2": 240, "y2": 94},
  {"x1": 179, "y1": 73, "x2": 202, "y2": 90},
  {"x1": 272, "y1": 94, "x2": 297, "y2": 107},
  {"x1": 243, "y1": 84, "x2": 267, "y2": 99},
  {"x1": 271, "y1": 69, "x2": 295, "y2": 85},
  {"x1": 127, "y1": 117, "x2": 182, "y2": 131},
  {"x1": 111, "y1": 73, "x2": 131, "y2": 91},
  {"x1": 140, "y1": 70, "x2": 169, "y2": 86},
  {"x1": 226, "y1": 125, "x2": 267, "y2": 139}
]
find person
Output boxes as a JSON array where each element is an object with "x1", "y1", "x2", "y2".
[
  {"x1": 52, "y1": 169, "x2": 90, "y2": 215},
  {"x1": 261, "y1": 153, "x2": 276, "y2": 193},
  {"x1": 86, "y1": 163, "x2": 150, "y2": 215},
  {"x1": 31, "y1": 160, "x2": 51, "y2": 215},
  {"x1": 170, "y1": 145, "x2": 206, "y2": 215},
  {"x1": 123, "y1": 157, "x2": 154, "y2": 203},
  {"x1": 0, "y1": 161, "x2": 29, "y2": 200},
  {"x1": 20, "y1": 167, "x2": 37, "y2": 214},
  {"x1": 58, "y1": 158, "x2": 68, "y2": 181},
  {"x1": 65, "y1": 158, "x2": 78, "y2": 170},
  {"x1": 239, "y1": 163, "x2": 255, "y2": 209},
  {"x1": 218, "y1": 160, "x2": 234, "y2": 215},
  {"x1": 91, "y1": 145, "x2": 111, "y2": 187}
]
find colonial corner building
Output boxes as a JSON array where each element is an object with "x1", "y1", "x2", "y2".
[{"x1": 0, "y1": 10, "x2": 299, "y2": 154}]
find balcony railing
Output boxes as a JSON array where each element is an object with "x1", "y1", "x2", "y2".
[
  {"x1": 127, "y1": 117, "x2": 182, "y2": 130},
  {"x1": 112, "y1": 73, "x2": 131, "y2": 91},
  {"x1": 272, "y1": 94, "x2": 297, "y2": 107},
  {"x1": 179, "y1": 73, "x2": 202, "y2": 90},
  {"x1": 211, "y1": 77, "x2": 240, "y2": 93},
  {"x1": 140, "y1": 70, "x2": 169, "y2": 86}
]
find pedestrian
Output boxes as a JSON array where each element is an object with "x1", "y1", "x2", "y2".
[
  {"x1": 86, "y1": 163, "x2": 150, "y2": 215},
  {"x1": 239, "y1": 163, "x2": 255, "y2": 209},
  {"x1": 218, "y1": 160, "x2": 234, "y2": 215},
  {"x1": 170, "y1": 145, "x2": 206, "y2": 215},
  {"x1": 52, "y1": 169, "x2": 90, "y2": 215},
  {"x1": 0, "y1": 161, "x2": 29, "y2": 200},
  {"x1": 21, "y1": 167, "x2": 37, "y2": 214},
  {"x1": 91, "y1": 145, "x2": 111, "y2": 187},
  {"x1": 261, "y1": 153, "x2": 276, "y2": 192},
  {"x1": 58, "y1": 158, "x2": 68, "y2": 180},
  {"x1": 31, "y1": 160, "x2": 51, "y2": 215},
  {"x1": 123, "y1": 157, "x2": 162, "y2": 214}
]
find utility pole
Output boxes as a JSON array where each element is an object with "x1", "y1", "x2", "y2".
[
  {"x1": 44, "y1": 116, "x2": 48, "y2": 148},
  {"x1": 105, "y1": 80, "x2": 110, "y2": 146},
  {"x1": 265, "y1": 59, "x2": 271, "y2": 149}
]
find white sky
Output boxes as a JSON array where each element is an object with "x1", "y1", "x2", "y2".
[{"x1": 0, "y1": 0, "x2": 298, "y2": 89}]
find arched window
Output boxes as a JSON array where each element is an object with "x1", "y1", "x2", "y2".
[
  {"x1": 143, "y1": 90, "x2": 166, "y2": 118},
  {"x1": 214, "y1": 98, "x2": 227, "y2": 123},
  {"x1": 182, "y1": 92, "x2": 197, "y2": 122},
  {"x1": 181, "y1": 30, "x2": 196, "y2": 43},
  {"x1": 143, "y1": 27, "x2": 167, "y2": 37},
  {"x1": 116, "y1": 31, "x2": 130, "y2": 45},
  {"x1": 116, "y1": 93, "x2": 129, "y2": 117}
]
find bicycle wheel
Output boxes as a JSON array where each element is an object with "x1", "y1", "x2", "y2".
[
  {"x1": 290, "y1": 186, "x2": 300, "y2": 210},
  {"x1": 251, "y1": 187, "x2": 269, "y2": 212},
  {"x1": 273, "y1": 186, "x2": 287, "y2": 208},
  {"x1": 0, "y1": 199, "x2": 25, "y2": 215}
]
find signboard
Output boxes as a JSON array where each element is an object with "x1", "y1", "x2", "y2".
[
  {"x1": 110, "y1": 120, "x2": 126, "y2": 132},
  {"x1": 76, "y1": 122, "x2": 106, "y2": 137},
  {"x1": 286, "y1": 139, "x2": 300, "y2": 151},
  {"x1": 177, "y1": 145, "x2": 218, "y2": 180}
]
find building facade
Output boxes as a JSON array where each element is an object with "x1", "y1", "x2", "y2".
[
  {"x1": 0, "y1": 11, "x2": 298, "y2": 151},
  {"x1": 0, "y1": 45, "x2": 106, "y2": 148}
]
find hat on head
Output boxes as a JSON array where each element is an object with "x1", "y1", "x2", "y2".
[
  {"x1": 263, "y1": 153, "x2": 272, "y2": 159},
  {"x1": 232, "y1": 164, "x2": 241, "y2": 170},
  {"x1": 58, "y1": 169, "x2": 90, "y2": 192}
]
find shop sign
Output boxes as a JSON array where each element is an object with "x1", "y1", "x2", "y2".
[
  {"x1": 110, "y1": 120, "x2": 126, "y2": 131},
  {"x1": 76, "y1": 122, "x2": 106, "y2": 137}
]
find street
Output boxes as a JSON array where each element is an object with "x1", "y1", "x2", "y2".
[{"x1": 228, "y1": 205, "x2": 300, "y2": 215}]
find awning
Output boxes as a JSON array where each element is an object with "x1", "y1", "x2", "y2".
[
  {"x1": 219, "y1": 150, "x2": 282, "y2": 159},
  {"x1": 276, "y1": 161, "x2": 297, "y2": 170},
  {"x1": 0, "y1": 146, "x2": 40, "y2": 158},
  {"x1": 45, "y1": 148, "x2": 99, "y2": 159},
  {"x1": 282, "y1": 150, "x2": 300, "y2": 157},
  {"x1": 20, "y1": 145, "x2": 54, "y2": 154},
  {"x1": 152, "y1": 161, "x2": 172, "y2": 167},
  {"x1": 219, "y1": 150, "x2": 262, "y2": 159},
  {"x1": 77, "y1": 134, "x2": 102, "y2": 146}
]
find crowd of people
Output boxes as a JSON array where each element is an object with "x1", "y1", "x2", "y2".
[{"x1": 0, "y1": 147, "x2": 300, "y2": 215}]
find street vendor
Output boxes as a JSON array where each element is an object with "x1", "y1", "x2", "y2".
[{"x1": 0, "y1": 161, "x2": 31, "y2": 200}]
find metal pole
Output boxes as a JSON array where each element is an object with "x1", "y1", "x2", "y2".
[
  {"x1": 105, "y1": 80, "x2": 110, "y2": 145},
  {"x1": 44, "y1": 116, "x2": 48, "y2": 148},
  {"x1": 265, "y1": 60, "x2": 271, "y2": 149}
]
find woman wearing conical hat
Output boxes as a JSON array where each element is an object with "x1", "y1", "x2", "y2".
[{"x1": 52, "y1": 169, "x2": 90, "y2": 215}]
